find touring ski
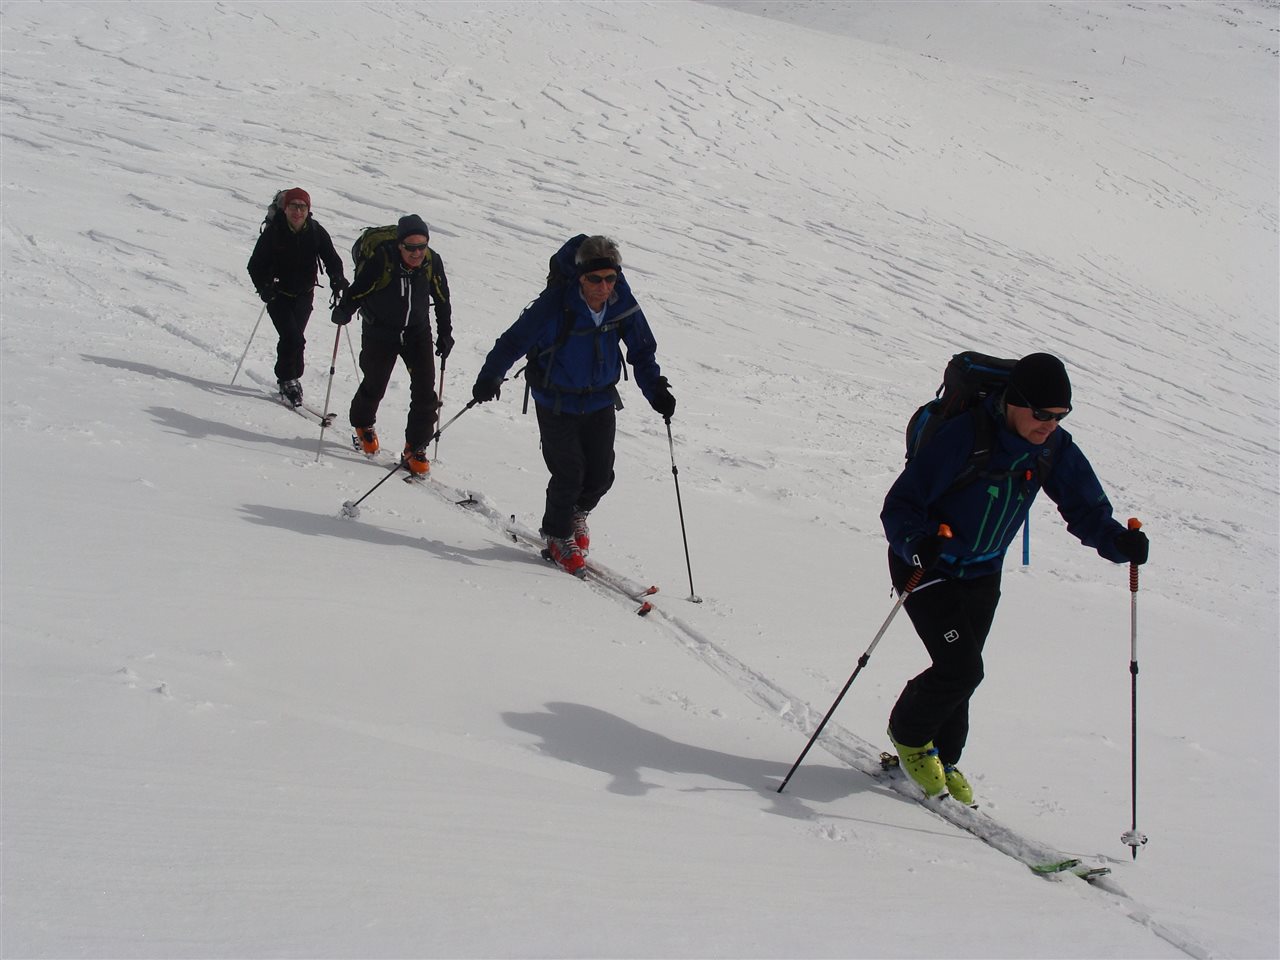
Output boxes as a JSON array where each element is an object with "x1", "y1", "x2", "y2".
[
  {"x1": 272, "y1": 392, "x2": 334, "y2": 426},
  {"x1": 875, "y1": 751, "x2": 1110, "y2": 880}
]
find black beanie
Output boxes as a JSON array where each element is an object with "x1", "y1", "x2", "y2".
[
  {"x1": 1008, "y1": 353, "x2": 1072, "y2": 410},
  {"x1": 396, "y1": 214, "x2": 429, "y2": 242}
]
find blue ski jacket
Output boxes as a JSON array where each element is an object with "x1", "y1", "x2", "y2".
[
  {"x1": 475, "y1": 237, "x2": 664, "y2": 416},
  {"x1": 882, "y1": 395, "x2": 1131, "y2": 579}
]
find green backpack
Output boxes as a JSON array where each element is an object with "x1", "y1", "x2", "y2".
[{"x1": 350, "y1": 225, "x2": 433, "y2": 297}]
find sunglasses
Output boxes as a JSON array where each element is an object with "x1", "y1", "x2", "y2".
[
  {"x1": 582, "y1": 272, "x2": 618, "y2": 286},
  {"x1": 285, "y1": 202, "x2": 309, "y2": 211},
  {"x1": 400, "y1": 242, "x2": 428, "y2": 252},
  {"x1": 1010, "y1": 385, "x2": 1069, "y2": 422},
  {"x1": 1029, "y1": 407, "x2": 1070, "y2": 423}
]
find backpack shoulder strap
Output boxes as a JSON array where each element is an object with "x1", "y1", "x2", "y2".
[{"x1": 943, "y1": 406, "x2": 995, "y2": 495}]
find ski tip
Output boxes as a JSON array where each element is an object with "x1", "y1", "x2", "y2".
[{"x1": 637, "y1": 601, "x2": 653, "y2": 616}]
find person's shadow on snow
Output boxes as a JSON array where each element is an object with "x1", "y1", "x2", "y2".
[
  {"x1": 84, "y1": 354, "x2": 280, "y2": 400},
  {"x1": 503, "y1": 701, "x2": 875, "y2": 821}
]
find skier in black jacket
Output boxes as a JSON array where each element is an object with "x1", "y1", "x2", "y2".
[
  {"x1": 880, "y1": 353, "x2": 1149, "y2": 804},
  {"x1": 246, "y1": 187, "x2": 347, "y2": 407},
  {"x1": 331, "y1": 214, "x2": 452, "y2": 476}
]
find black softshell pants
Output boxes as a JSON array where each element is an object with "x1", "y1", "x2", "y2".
[
  {"x1": 535, "y1": 403, "x2": 616, "y2": 539},
  {"x1": 349, "y1": 327, "x2": 438, "y2": 451},
  {"x1": 267, "y1": 291, "x2": 313, "y2": 383},
  {"x1": 887, "y1": 550, "x2": 1002, "y2": 766}
]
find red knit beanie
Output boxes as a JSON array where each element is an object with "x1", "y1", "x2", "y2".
[{"x1": 282, "y1": 187, "x2": 310, "y2": 209}]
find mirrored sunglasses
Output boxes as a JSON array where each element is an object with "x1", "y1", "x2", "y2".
[{"x1": 400, "y1": 242, "x2": 429, "y2": 252}]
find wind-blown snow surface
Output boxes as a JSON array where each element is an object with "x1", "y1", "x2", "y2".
[{"x1": 2, "y1": 1, "x2": 1277, "y2": 956}]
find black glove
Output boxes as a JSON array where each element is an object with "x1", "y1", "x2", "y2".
[
  {"x1": 331, "y1": 306, "x2": 352, "y2": 326},
  {"x1": 330, "y1": 276, "x2": 349, "y2": 295},
  {"x1": 908, "y1": 534, "x2": 949, "y2": 571},
  {"x1": 649, "y1": 377, "x2": 676, "y2": 419},
  {"x1": 435, "y1": 333, "x2": 454, "y2": 360},
  {"x1": 472, "y1": 378, "x2": 501, "y2": 404},
  {"x1": 257, "y1": 285, "x2": 275, "y2": 304},
  {"x1": 1114, "y1": 527, "x2": 1149, "y2": 565}
]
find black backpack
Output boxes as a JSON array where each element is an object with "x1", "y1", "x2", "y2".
[{"x1": 905, "y1": 351, "x2": 1055, "y2": 492}]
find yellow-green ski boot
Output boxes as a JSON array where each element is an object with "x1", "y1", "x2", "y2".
[
  {"x1": 943, "y1": 764, "x2": 974, "y2": 805},
  {"x1": 887, "y1": 727, "x2": 946, "y2": 797}
]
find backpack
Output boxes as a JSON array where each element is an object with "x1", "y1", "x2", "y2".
[
  {"x1": 260, "y1": 189, "x2": 288, "y2": 233},
  {"x1": 350, "y1": 225, "x2": 432, "y2": 298},
  {"x1": 905, "y1": 350, "x2": 1055, "y2": 492}
]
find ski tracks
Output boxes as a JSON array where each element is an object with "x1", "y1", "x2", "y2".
[{"x1": 399, "y1": 467, "x2": 1212, "y2": 959}]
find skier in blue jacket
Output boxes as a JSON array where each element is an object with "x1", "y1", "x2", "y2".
[
  {"x1": 471, "y1": 235, "x2": 676, "y2": 576},
  {"x1": 881, "y1": 353, "x2": 1149, "y2": 803}
]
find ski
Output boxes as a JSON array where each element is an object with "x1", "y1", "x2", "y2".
[
  {"x1": 271, "y1": 392, "x2": 334, "y2": 426},
  {"x1": 382, "y1": 464, "x2": 659, "y2": 616},
  {"x1": 505, "y1": 519, "x2": 659, "y2": 615},
  {"x1": 300, "y1": 402, "x2": 336, "y2": 427},
  {"x1": 875, "y1": 751, "x2": 1110, "y2": 881},
  {"x1": 532, "y1": 546, "x2": 657, "y2": 613}
]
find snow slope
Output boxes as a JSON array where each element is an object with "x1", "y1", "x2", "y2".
[{"x1": 2, "y1": 1, "x2": 1277, "y2": 956}]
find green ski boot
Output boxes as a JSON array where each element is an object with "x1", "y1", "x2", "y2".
[
  {"x1": 943, "y1": 764, "x2": 974, "y2": 805},
  {"x1": 887, "y1": 727, "x2": 946, "y2": 797}
]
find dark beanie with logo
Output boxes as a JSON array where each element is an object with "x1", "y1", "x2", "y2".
[
  {"x1": 397, "y1": 214, "x2": 430, "y2": 242},
  {"x1": 1007, "y1": 353, "x2": 1072, "y2": 410}
]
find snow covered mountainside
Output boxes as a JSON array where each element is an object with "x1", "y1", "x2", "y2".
[{"x1": 2, "y1": 1, "x2": 1276, "y2": 956}]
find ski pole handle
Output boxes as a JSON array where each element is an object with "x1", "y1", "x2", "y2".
[{"x1": 1127, "y1": 518, "x2": 1142, "y2": 593}]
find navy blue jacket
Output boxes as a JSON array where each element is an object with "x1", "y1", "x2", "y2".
[
  {"x1": 476, "y1": 238, "x2": 664, "y2": 415},
  {"x1": 882, "y1": 396, "x2": 1130, "y2": 578}
]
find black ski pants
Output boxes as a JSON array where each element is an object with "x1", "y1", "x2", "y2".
[
  {"x1": 535, "y1": 403, "x2": 615, "y2": 539},
  {"x1": 349, "y1": 327, "x2": 438, "y2": 451},
  {"x1": 267, "y1": 291, "x2": 313, "y2": 383},
  {"x1": 887, "y1": 550, "x2": 1002, "y2": 766}
]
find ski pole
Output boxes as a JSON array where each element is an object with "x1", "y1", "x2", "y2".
[
  {"x1": 340, "y1": 457, "x2": 408, "y2": 519},
  {"x1": 777, "y1": 524, "x2": 952, "y2": 794},
  {"x1": 345, "y1": 326, "x2": 360, "y2": 380},
  {"x1": 1120, "y1": 517, "x2": 1148, "y2": 859},
  {"x1": 432, "y1": 357, "x2": 447, "y2": 462},
  {"x1": 314, "y1": 327, "x2": 342, "y2": 463},
  {"x1": 427, "y1": 398, "x2": 478, "y2": 446},
  {"x1": 230, "y1": 304, "x2": 267, "y2": 386},
  {"x1": 664, "y1": 417, "x2": 701, "y2": 603}
]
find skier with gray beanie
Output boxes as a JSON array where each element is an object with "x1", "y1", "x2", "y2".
[{"x1": 880, "y1": 352, "x2": 1149, "y2": 803}]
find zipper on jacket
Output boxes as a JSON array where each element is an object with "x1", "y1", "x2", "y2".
[{"x1": 402, "y1": 273, "x2": 412, "y2": 330}]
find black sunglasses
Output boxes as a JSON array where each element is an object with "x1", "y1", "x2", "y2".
[
  {"x1": 1010, "y1": 385, "x2": 1070, "y2": 422},
  {"x1": 400, "y1": 242, "x2": 428, "y2": 252},
  {"x1": 582, "y1": 272, "x2": 618, "y2": 285}
]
